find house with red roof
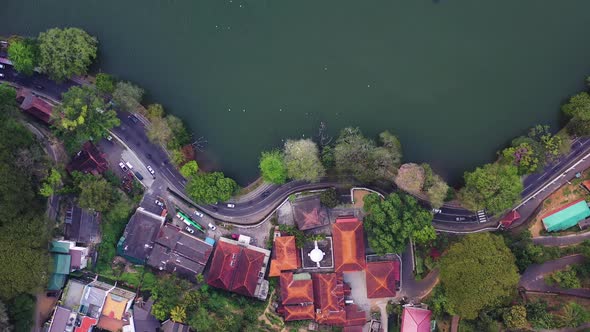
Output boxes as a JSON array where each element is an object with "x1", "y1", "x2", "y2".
[
  {"x1": 16, "y1": 88, "x2": 55, "y2": 124},
  {"x1": 269, "y1": 235, "x2": 300, "y2": 277},
  {"x1": 66, "y1": 141, "x2": 109, "y2": 175},
  {"x1": 332, "y1": 217, "x2": 366, "y2": 272},
  {"x1": 500, "y1": 210, "x2": 520, "y2": 228},
  {"x1": 277, "y1": 272, "x2": 315, "y2": 321},
  {"x1": 207, "y1": 237, "x2": 271, "y2": 300},
  {"x1": 312, "y1": 273, "x2": 367, "y2": 327},
  {"x1": 401, "y1": 307, "x2": 432, "y2": 332},
  {"x1": 292, "y1": 194, "x2": 330, "y2": 230},
  {"x1": 365, "y1": 261, "x2": 400, "y2": 298}
]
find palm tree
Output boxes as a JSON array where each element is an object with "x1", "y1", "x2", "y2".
[{"x1": 170, "y1": 305, "x2": 187, "y2": 323}]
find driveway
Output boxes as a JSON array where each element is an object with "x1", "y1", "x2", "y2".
[
  {"x1": 397, "y1": 243, "x2": 440, "y2": 300},
  {"x1": 519, "y1": 254, "x2": 590, "y2": 298}
]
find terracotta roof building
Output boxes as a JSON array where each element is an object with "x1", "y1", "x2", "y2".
[
  {"x1": 332, "y1": 217, "x2": 366, "y2": 272},
  {"x1": 292, "y1": 195, "x2": 330, "y2": 230},
  {"x1": 269, "y1": 236, "x2": 300, "y2": 277},
  {"x1": 365, "y1": 261, "x2": 400, "y2": 298},
  {"x1": 500, "y1": 210, "x2": 520, "y2": 228},
  {"x1": 16, "y1": 88, "x2": 54, "y2": 124},
  {"x1": 278, "y1": 272, "x2": 315, "y2": 321},
  {"x1": 312, "y1": 273, "x2": 366, "y2": 327},
  {"x1": 66, "y1": 141, "x2": 109, "y2": 175},
  {"x1": 207, "y1": 237, "x2": 271, "y2": 300},
  {"x1": 401, "y1": 307, "x2": 432, "y2": 332},
  {"x1": 147, "y1": 224, "x2": 213, "y2": 278}
]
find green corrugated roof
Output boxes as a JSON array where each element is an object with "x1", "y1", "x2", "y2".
[
  {"x1": 48, "y1": 273, "x2": 67, "y2": 291},
  {"x1": 51, "y1": 240, "x2": 71, "y2": 254},
  {"x1": 542, "y1": 200, "x2": 590, "y2": 232},
  {"x1": 53, "y1": 253, "x2": 71, "y2": 275}
]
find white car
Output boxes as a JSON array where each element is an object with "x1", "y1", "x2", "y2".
[
  {"x1": 185, "y1": 226, "x2": 195, "y2": 234},
  {"x1": 194, "y1": 210, "x2": 204, "y2": 218},
  {"x1": 125, "y1": 161, "x2": 133, "y2": 170},
  {"x1": 0, "y1": 73, "x2": 4, "y2": 78},
  {"x1": 432, "y1": 208, "x2": 442, "y2": 214},
  {"x1": 226, "y1": 203, "x2": 235, "y2": 208},
  {"x1": 155, "y1": 200, "x2": 164, "y2": 207},
  {"x1": 146, "y1": 165, "x2": 155, "y2": 175},
  {"x1": 0, "y1": 64, "x2": 4, "y2": 69},
  {"x1": 208, "y1": 222, "x2": 217, "y2": 231},
  {"x1": 118, "y1": 162, "x2": 128, "y2": 172}
]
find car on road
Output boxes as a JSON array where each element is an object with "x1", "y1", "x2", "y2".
[
  {"x1": 261, "y1": 191, "x2": 270, "y2": 198},
  {"x1": 118, "y1": 162, "x2": 128, "y2": 172},
  {"x1": 0, "y1": 73, "x2": 4, "y2": 78},
  {"x1": 194, "y1": 210, "x2": 204, "y2": 218},
  {"x1": 208, "y1": 222, "x2": 217, "y2": 231},
  {"x1": 34, "y1": 84, "x2": 44, "y2": 90},
  {"x1": 146, "y1": 165, "x2": 155, "y2": 175},
  {"x1": 432, "y1": 208, "x2": 442, "y2": 214},
  {"x1": 184, "y1": 226, "x2": 195, "y2": 234},
  {"x1": 106, "y1": 135, "x2": 113, "y2": 142},
  {"x1": 0, "y1": 64, "x2": 4, "y2": 69},
  {"x1": 226, "y1": 203, "x2": 235, "y2": 208},
  {"x1": 128, "y1": 115, "x2": 138, "y2": 124},
  {"x1": 155, "y1": 200, "x2": 164, "y2": 207},
  {"x1": 455, "y1": 217, "x2": 466, "y2": 221}
]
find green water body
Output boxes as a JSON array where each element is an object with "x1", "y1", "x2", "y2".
[{"x1": 3, "y1": 1, "x2": 590, "y2": 184}]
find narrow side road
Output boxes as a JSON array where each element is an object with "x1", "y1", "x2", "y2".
[{"x1": 519, "y1": 254, "x2": 590, "y2": 298}]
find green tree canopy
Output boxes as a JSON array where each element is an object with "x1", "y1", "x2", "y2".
[
  {"x1": 52, "y1": 85, "x2": 120, "y2": 151},
  {"x1": 8, "y1": 294, "x2": 35, "y2": 332},
  {"x1": 146, "y1": 103, "x2": 165, "y2": 120},
  {"x1": 113, "y1": 81, "x2": 144, "y2": 113},
  {"x1": 283, "y1": 139, "x2": 325, "y2": 182},
  {"x1": 0, "y1": 300, "x2": 10, "y2": 332},
  {"x1": 503, "y1": 305, "x2": 528, "y2": 330},
  {"x1": 562, "y1": 92, "x2": 590, "y2": 136},
  {"x1": 147, "y1": 116, "x2": 173, "y2": 146},
  {"x1": 166, "y1": 115, "x2": 191, "y2": 150},
  {"x1": 440, "y1": 233, "x2": 519, "y2": 319},
  {"x1": 38, "y1": 27, "x2": 97, "y2": 82},
  {"x1": 334, "y1": 128, "x2": 402, "y2": 183},
  {"x1": 422, "y1": 163, "x2": 449, "y2": 209},
  {"x1": 186, "y1": 172, "x2": 238, "y2": 204},
  {"x1": 460, "y1": 163, "x2": 522, "y2": 215},
  {"x1": 0, "y1": 84, "x2": 17, "y2": 110},
  {"x1": 7, "y1": 38, "x2": 38, "y2": 76},
  {"x1": 363, "y1": 193, "x2": 435, "y2": 254},
  {"x1": 77, "y1": 174, "x2": 114, "y2": 212},
  {"x1": 180, "y1": 161, "x2": 199, "y2": 179},
  {"x1": 95, "y1": 73, "x2": 115, "y2": 95},
  {"x1": 259, "y1": 150, "x2": 287, "y2": 184}
]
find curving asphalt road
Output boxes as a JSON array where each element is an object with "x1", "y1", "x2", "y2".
[
  {"x1": 3, "y1": 60, "x2": 590, "y2": 232},
  {"x1": 519, "y1": 254, "x2": 590, "y2": 298}
]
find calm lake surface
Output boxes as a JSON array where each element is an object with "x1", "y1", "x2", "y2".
[{"x1": 3, "y1": 0, "x2": 590, "y2": 184}]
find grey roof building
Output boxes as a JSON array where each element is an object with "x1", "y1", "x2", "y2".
[
  {"x1": 161, "y1": 319, "x2": 191, "y2": 332},
  {"x1": 47, "y1": 306, "x2": 74, "y2": 332},
  {"x1": 118, "y1": 208, "x2": 165, "y2": 264},
  {"x1": 132, "y1": 300, "x2": 160, "y2": 332},
  {"x1": 65, "y1": 205, "x2": 101, "y2": 244}
]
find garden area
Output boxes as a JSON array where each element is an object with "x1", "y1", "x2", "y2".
[{"x1": 545, "y1": 261, "x2": 590, "y2": 289}]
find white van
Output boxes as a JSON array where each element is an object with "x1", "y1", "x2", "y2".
[{"x1": 125, "y1": 161, "x2": 133, "y2": 169}]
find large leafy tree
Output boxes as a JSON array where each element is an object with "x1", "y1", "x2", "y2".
[
  {"x1": 186, "y1": 172, "x2": 238, "y2": 204},
  {"x1": 460, "y1": 163, "x2": 522, "y2": 215},
  {"x1": 95, "y1": 73, "x2": 115, "y2": 95},
  {"x1": 179, "y1": 161, "x2": 199, "y2": 179},
  {"x1": 147, "y1": 116, "x2": 172, "y2": 146},
  {"x1": 77, "y1": 174, "x2": 114, "y2": 212},
  {"x1": 113, "y1": 81, "x2": 144, "y2": 113},
  {"x1": 38, "y1": 27, "x2": 97, "y2": 82},
  {"x1": 334, "y1": 128, "x2": 402, "y2": 183},
  {"x1": 259, "y1": 150, "x2": 287, "y2": 184},
  {"x1": 7, "y1": 38, "x2": 38, "y2": 76},
  {"x1": 8, "y1": 294, "x2": 35, "y2": 332},
  {"x1": 562, "y1": 92, "x2": 590, "y2": 136},
  {"x1": 284, "y1": 139, "x2": 325, "y2": 182},
  {"x1": 52, "y1": 85, "x2": 120, "y2": 151},
  {"x1": 363, "y1": 193, "x2": 435, "y2": 254},
  {"x1": 440, "y1": 233, "x2": 519, "y2": 319},
  {"x1": 0, "y1": 84, "x2": 16, "y2": 109}
]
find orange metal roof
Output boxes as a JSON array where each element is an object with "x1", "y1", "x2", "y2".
[
  {"x1": 312, "y1": 273, "x2": 347, "y2": 325},
  {"x1": 269, "y1": 236, "x2": 300, "y2": 277},
  {"x1": 332, "y1": 217, "x2": 366, "y2": 272},
  {"x1": 283, "y1": 305, "x2": 315, "y2": 321},
  {"x1": 365, "y1": 261, "x2": 399, "y2": 298},
  {"x1": 280, "y1": 272, "x2": 314, "y2": 305},
  {"x1": 101, "y1": 293, "x2": 129, "y2": 320}
]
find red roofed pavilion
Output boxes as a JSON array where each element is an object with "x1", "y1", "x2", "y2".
[
  {"x1": 500, "y1": 210, "x2": 520, "y2": 228},
  {"x1": 66, "y1": 141, "x2": 109, "y2": 175},
  {"x1": 16, "y1": 88, "x2": 54, "y2": 124},
  {"x1": 365, "y1": 261, "x2": 400, "y2": 298},
  {"x1": 401, "y1": 307, "x2": 432, "y2": 332},
  {"x1": 207, "y1": 238, "x2": 271, "y2": 299},
  {"x1": 332, "y1": 217, "x2": 366, "y2": 272},
  {"x1": 278, "y1": 272, "x2": 315, "y2": 321},
  {"x1": 269, "y1": 236, "x2": 300, "y2": 277},
  {"x1": 312, "y1": 273, "x2": 347, "y2": 325}
]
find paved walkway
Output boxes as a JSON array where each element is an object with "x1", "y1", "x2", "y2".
[
  {"x1": 533, "y1": 231, "x2": 590, "y2": 247},
  {"x1": 519, "y1": 254, "x2": 590, "y2": 298}
]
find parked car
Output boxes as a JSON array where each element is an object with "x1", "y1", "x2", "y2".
[
  {"x1": 194, "y1": 210, "x2": 204, "y2": 218},
  {"x1": 118, "y1": 162, "x2": 128, "y2": 172},
  {"x1": 106, "y1": 135, "x2": 113, "y2": 142},
  {"x1": 208, "y1": 223, "x2": 217, "y2": 231},
  {"x1": 0, "y1": 73, "x2": 4, "y2": 78},
  {"x1": 155, "y1": 200, "x2": 164, "y2": 207},
  {"x1": 134, "y1": 172, "x2": 144, "y2": 180},
  {"x1": 146, "y1": 165, "x2": 155, "y2": 175},
  {"x1": 185, "y1": 226, "x2": 195, "y2": 234},
  {"x1": 231, "y1": 234, "x2": 239, "y2": 240},
  {"x1": 125, "y1": 162, "x2": 133, "y2": 169},
  {"x1": 226, "y1": 203, "x2": 235, "y2": 208},
  {"x1": 455, "y1": 217, "x2": 466, "y2": 221},
  {"x1": 432, "y1": 208, "x2": 442, "y2": 214},
  {"x1": 128, "y1": 115, "x2": 139, "y2": 124},
  {"x1": 0, "y1": 64, "x2": 4, "y2": 69}
]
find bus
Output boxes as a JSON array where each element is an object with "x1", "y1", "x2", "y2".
[{"x1": 176, "y1": 209, "x2": 206, "y2": 233}]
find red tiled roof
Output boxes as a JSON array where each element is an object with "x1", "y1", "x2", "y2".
[
  {"x1": 280, "y1": 272, "x2": 314, "y2": 305},
  {"x1": 206, "y1": 240, "x2": 266, "y2": 297},
  {"x1": 269, "y1": 236, "x2": 300, "y2": 277},
  {"x1": 17, "y1": 88, "x2": 54, "y2": 124},
  {"x1": 66, "y1": 141, "x2": 109, "y2": 175},
  {"x1": 75, "y1": 316, "x2": 97, "y2": 332},
  {"x1": 500, "y1": 210, "x2": 521, "y2": 227},
  {"x1": 332, "y1": 217, "x2": 366, "y2": 272},
  {"x1": 344, "y1": 305, "x2": 367, "y2": 327},
  {"x1": 401, "y1": 307, "x2": 431, "y2": 332},
  {"x1": 583, "y1": 180, "x2": 590, "y2": 191},
  {"x1": 282, "y1": 305, "x2": 316, "y2": 321},
  {"x1": 312, "y1": 273, "x2": 346, "y2": 325},
  {"x1": 365, "y1": 261, "x2": 399, "y2": 298}
]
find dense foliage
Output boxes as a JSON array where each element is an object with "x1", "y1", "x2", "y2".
[
  {"x1": 460, "y1": 163, "x2": 522, "y2": 215},
  {"x1": 113, "y1": 81, "x2": 144, "y2": 113},
  {"x1": 319, "y1": 188, "x2": 339, "y2": 208},
  {"x1": 500, "y1": 125, "x2": 563, "y2": 175},
  {"x1": 38, "y1": 28, "x2": 97, "y2": 82},
  {"x1": 259, "y1": 150, "x2": 287, "y2": 184},
  {"x1": 563, "y1": 92, "x2": 590, "y2": 135},
  {"x1": 283, "y1": 139, "x2": 325, "y2": 182},
  {"x1": 0, "y1": 87, "x2": 50, "y2": 301},
  {"x1": 7, "y1": 38, "x2": 38, "y2": 76},
  {"x1": 185, "y1": 172, "x2": 238, "y2": 204},
  {"x1": 363, "y1": 193, "x2": 435, "y2": 254},
  {"x1": 52, "y1": 86, "x2": 120, "y2": 151},
  {"x1": 333, "y1": 128, "x2": 402, "y2": 182},
  {"x1": 440, "y1": 233, "x2": 519, "y2": 319},
  {"x1": 179, "y1": 161, "x2": 199, "y2": 179},
  {"x1": 95, "y1": 73, "x2": 115, "y2": 95}
]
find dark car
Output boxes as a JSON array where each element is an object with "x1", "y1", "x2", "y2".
[
  {"x1": 134, "y1": 172, "x2": 144, "y2": 180},
  {"x1": 261, "y1": 191, "x2": 270, "y2": 198},
  {"x1": 128, "y1": 115, "x2": 139, "y2": 124}
]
